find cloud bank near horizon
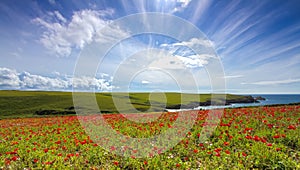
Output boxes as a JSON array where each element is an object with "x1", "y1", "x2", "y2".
[{"x1": 0, "y1": 67, "x2": 114, "y2": 91}]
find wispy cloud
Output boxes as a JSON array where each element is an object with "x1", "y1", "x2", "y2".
[
  {"x1": 120, "y1": 0, "x2": 192, "y2": 14},
  {"x1": 242, "y1": 78, "x2": 300, "y2": 85},
  {"x1": 190, "y1": 0, "x2": 212, "y2": 24},
  {"x1": 223, "y1": 75, "x2": 243, "y2": 79},
  {"x1": 48, "y1": 0, "x2": 56, "y2": 5}
]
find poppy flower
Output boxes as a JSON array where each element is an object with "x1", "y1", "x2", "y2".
[
  {"x1": 225, "y1": 150, "x2": 230, "y2": 154},
  {"x1": 11, "y1": 156, "x2": 18, "y2": 161},
  {"x1": 223, "y1": 141, "x2": 230, "y2": 146},
  {"x1": 245, "y1": 135, "x2": 252, "y2": 140}
]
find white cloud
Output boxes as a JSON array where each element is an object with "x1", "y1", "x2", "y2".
[
  {"x1": 53, "y1": 11, "x2": 66, "y2": 23},
  {"x1": 172, "y1": 38, "x2": 214, "y2": 49},
  {"x1": 0, "y1": 68, "x2": 21, "y2": 89},
  {"x1": 141, "y1": 80, "x2": 150, "y2": 84},
  {"x1": 175, "y1": 54, "x2": 210, "y2": 68},
  {"x1": 160, "y1": 38, "x2": 215, "y2": 68},
  {"x1": 161, "y1": 37, "x2": 214, "y2": 51},
  {"x1": 242, "y1": 78, "x2": 300, "y2": 85},
  {"x1": 19, "y1": 72, "x2": 69, "y2": 90},
  {"x1": 0, "y1": 67, "x2": 114, "y2": 91},
  {"x1": 223, "y1": 75, "x2": 243, "y2": 79},
  {"x1": 172, "y1": 0, "x2": 192, "y2": 13},
  {"x1": 72, "y1": 76, "x2": 114, "y2": 91},
  {"x1": 33, "y1": 9, "x2": 129, "y2": 57}
]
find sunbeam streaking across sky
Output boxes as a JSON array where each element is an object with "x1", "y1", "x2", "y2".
[{"x1": 0, "y1": 0, "x2": 300, "y2": 94}]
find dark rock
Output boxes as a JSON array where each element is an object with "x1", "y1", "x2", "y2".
[
  {"x1": 255, "y1": 96, "x2": 266, "y2": 101},
  {"x1": 165, "y1": 95, "x2": 259, "y2": 109},
  {"x1": 35, "y1": 110, "x2": 76, "y2": 115},
  {"x1": 65, "y1": 106, "x2": 75, "y2": 110}
]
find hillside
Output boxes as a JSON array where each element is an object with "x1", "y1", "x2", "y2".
[{"x1": 0, "y1": 90, "x2": 256, "y2": 119}]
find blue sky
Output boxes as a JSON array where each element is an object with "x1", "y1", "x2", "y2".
[{"x1": 0, "y1": 0, "x2": 300, "y2": 94}]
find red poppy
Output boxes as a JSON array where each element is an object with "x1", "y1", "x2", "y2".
[
  {"x1": 253, "y1": 136, "x2": 260, "y2": 141},
  {"x1": 245, "y1": 135, "x2": 252, "y2": 140},
  {"x1": 225, "y1": 150, "x2": 230, "y2": 154},
  {"x1": 110, "y1": 146, "x2": 116, "y2": 151},
  {"x1": 223, "y1": 141, "x2": 230, "y2": 146},
  {"x1": 11, "y1": 156, "x2": 18, "y2": 161}
]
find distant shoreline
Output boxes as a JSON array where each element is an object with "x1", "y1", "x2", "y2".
[{"x1": 166, "y1": 102, "x2": 300, "y2": 112}]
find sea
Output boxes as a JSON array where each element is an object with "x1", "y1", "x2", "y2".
[{"x1": 168, "y1": 94, "x2": 300, "y2": 111}]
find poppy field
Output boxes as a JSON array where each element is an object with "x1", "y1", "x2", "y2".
[{"x1": 0, "y1": 105, "x2": 299, "y2": 169}]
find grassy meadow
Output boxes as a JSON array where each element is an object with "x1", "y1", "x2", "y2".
[{"x1": 0, "y1": 90, "x2": 247, "y2": 119}]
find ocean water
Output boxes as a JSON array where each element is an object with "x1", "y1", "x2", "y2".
[
  {"x1": 251, "y1": 94, "x2": 300, "y2": 105},
  {"x1": 168, "y1": 94, "x2": 300, "y2": 111}
]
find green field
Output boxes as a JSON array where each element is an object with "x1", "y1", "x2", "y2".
[{"x1": 0, "y1": 90, "x2": 250, "y2": 119}]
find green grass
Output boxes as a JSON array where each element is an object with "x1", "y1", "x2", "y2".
[{"x1": 0, "y1": 90, "x2": 249, "y2": 119}]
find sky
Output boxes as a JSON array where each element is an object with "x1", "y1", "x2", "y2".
[{"x1": 0, "y1": 0, "x2": 300, "y2": 94}]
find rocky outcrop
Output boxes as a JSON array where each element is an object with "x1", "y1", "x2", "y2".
[
  {"x1": 225, "y1": 95, "x2": 258, "y2": 104},
  {"x1": 254, "y1": 96, "x2": 266, "y2": 101},
  {"x1": 166, "y1": 95, "x2": 259, "y2": 109}
]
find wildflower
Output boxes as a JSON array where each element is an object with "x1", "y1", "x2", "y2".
[
  {"x1": 225, "y1": 150, "x2": 230, "y2": 154},
  {"x1": 223, "y1": 141, "x2": 230, "y2": 146},
  {"x1": 11, "y1": 156, "x2": 18, "y2": 161},
  {"x1": 245, "y1": 135, "x2": 252, "y2": 140},
  {"x1": 110, "y1": 146, "x2": 116, "y2": 151}
]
